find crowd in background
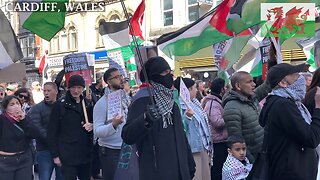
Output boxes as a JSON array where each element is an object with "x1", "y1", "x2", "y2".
[{"x1": 1, "y1": 56, "x2": 320, "y2": 180}]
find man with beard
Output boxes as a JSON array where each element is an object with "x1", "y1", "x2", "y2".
[
  {"x1": 47, "y1": 75, "x2": 93, "y2": 180},
  {"x1": 29, "y1": 82, "x2": 63, "y2": 180},
  {"x1": 122, "y1": 56, "x2": 196, "y2": 180},
  {"x1": 259, "y1": 63, "x2": 320, "y2": 179},
  {"x1": 93, "y1": 68, "x2": 130, "y2": 180}
]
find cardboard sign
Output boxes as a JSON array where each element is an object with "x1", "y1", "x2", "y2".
[
  {"x1": 179, "y1": 79, "x2": 191, "y2": 107},
  {"x1": 63, "y1": 53, "x2": 92, "y2": 87},
  {"x1": 107, "y1": 90, "x2": 122, "y2": 120},
  {"x1": 0, "y1": 63, "x2": 26, "y2": 82}
]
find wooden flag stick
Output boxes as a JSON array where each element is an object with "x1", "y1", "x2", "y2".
[{"x1": 81, "y1": 99, "x2": 89, "y2": 124}]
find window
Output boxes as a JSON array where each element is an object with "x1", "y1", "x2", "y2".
[
  {"x1": 188, "y1": 0, "x2": 199, "y2": 22},
  {"x1": 19, "y1": 36, "x2": 35, "y2": 58},
  {"x1": 96, "y1": 19, "x2": 104, "y2": 47},
  {"x1": 50, "y1": 36, "x2": 59, "y2": 53},
  {"x1": 61, "y1": 33, "x2": 68, "y2": 52},
  {"x1": 163, "y1": 0, "x2": 173, "y2": 26},
  {"x1": 69, "y1": 27, "x2": 77, "y2": 50},
  {"x1": 109, "y1": 14, "x2": 120, "y2": 22}
]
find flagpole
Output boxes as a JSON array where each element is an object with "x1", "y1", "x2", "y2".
[{"x1": 120, "y1": 0, "x2": 155, "y2": 106}]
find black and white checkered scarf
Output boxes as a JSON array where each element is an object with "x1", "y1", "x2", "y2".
[{"x1": 151, "y1": 81, "x2": 174, "y2": 128}]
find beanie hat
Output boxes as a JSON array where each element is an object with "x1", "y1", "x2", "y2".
[
  {"x1": 267, "y1": 63, "x2": 305, "y2": 89},
  {"x1": 140, "y1": 56, "x2": 171, "y2": 82},
  {"x1": 68, "y1": 75, "x2": 85, "y2": 88},
  {"x1": 174, "y1": 77, "x2": 195, "y2": 92}
]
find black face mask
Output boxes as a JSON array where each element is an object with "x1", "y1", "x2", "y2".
[{"x1": 151, "y1": 74, "x2": 174, "y2": 89}]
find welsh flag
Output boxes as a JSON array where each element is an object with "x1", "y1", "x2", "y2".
[
  {"x1": 226, "y1": 0, "x2": 320, "y2": 35},
  {"x1": 157, "y1": 0, "x2": 237, "y2": 57}
]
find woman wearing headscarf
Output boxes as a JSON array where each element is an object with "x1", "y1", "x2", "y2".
[
  {"x1": 174, "y1": 77, "x2": 212, "y2": 180},
  {"x1": 0, "y1": 96, "x2": 39, "y2": 180}
]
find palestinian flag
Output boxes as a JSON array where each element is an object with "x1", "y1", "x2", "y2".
[
  {"x1": 297, "y1": 29, "x2": 320, "y2": 69},
  {"x1": 244, "y1": 37, "x2": 282, "y2": 77},
  {"x1": 99, "y1": 20, "x2": 136, "y2": 76},
  {"x1": 157, "y1": 0, "x2": 236, "y2": 57},
  {"x1": 213, "y1": 29, "x2": 252, "y2": 82},
  {"x1": 226, "y1": 0, "x2": 320, "y2": 35},
  {"x1": 19, "y1": 0, "x2": 67, "y2": 41},
  {"x1": 130, "y1": 0, "x2": 145, "y2": 42},
  {"x1": 0, "y1": 9, "x2": 23, "y2": 69}
]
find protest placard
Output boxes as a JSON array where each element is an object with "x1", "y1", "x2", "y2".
[
  {"x1": 107, "y1": 90, "x2": 122, "y2": 120},
  {"x1": 108, "y1": 49, "x2": 127, "y2": 77},
  {"x1": 63, "y1": 52, "x2": 92, "y2": 86},
  {"x1": 179, "y1": 78, "x2": 191, "y2": 108}
]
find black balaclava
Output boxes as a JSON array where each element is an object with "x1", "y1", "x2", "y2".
[{"x1": 140, "y1": 56, "x2": 173, "y2": 88}]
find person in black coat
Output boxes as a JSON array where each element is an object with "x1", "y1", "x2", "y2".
[
  {"x1": 259, "y1": 63, "x2": 320, "y2": 179},
  {"x1": 121, "y1": 57, "x2": 196, "y2": 180},
  {"x1": 47, "y1": 75, "x2": 94, "y2": 180}
]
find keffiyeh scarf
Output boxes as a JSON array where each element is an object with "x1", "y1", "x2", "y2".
[
  {"x1": 190, "y1": 98, "x2": 212, "y2": 152},
  {"x1": 151, "y1": 81, "x2": 174, "y2": 128},
  {"x1": 270, "y1": 75, "x2": 311, "y2": 124},
  {"x1": 222, "y1": 154, "x2": 252, "y2": 180}
]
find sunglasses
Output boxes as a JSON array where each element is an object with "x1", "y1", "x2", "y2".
[{"x1": 18, "y1": 94, "x2": 30, "y2": 100}]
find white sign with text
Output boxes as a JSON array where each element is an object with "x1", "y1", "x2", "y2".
[{"x1": 107, "y1": 90, "x2": 122, "y2": 120}]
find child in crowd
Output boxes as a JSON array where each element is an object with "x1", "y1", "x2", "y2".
[{"x1": 222, "y1": 135, "x2": 252, "y2": 180}]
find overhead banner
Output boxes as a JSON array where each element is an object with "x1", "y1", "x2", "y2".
[{"x1": 63, "y1": 53, "x2": 92, "y2": 87}]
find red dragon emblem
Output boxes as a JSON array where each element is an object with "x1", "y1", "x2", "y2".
[{"x1": 267, "y1": 6, "x2": 309, "y2": 37}]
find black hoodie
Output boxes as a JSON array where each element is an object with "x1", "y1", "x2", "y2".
[{"x1": 259, "y1": 95, "x2": 320, "y2": 180}]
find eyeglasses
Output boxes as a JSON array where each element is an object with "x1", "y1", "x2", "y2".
[{"x1": 108, "y1": 75, "x2": 124, "y2": 81}]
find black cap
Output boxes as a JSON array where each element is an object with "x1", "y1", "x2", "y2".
[
  {"x1": 174, "y1": 77, "x2": 195, "y2": 92},
  {"x1": 140, "y1": 56, "x2": 171, "y2": 82},
  {"x1": 68, "y1": 75, "x2": 85, "y2": 88},
  {"x1": 267, "y1": 63, "x2": 305, "y2": 89}
]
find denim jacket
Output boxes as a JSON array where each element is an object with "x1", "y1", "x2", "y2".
[{"x1": 180, "y1": 101, "x2": 204, "y2": 153}]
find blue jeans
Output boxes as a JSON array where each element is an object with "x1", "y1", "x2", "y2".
[{"x1": 36, "y1": 150, "x2": 63, "y2": 180}]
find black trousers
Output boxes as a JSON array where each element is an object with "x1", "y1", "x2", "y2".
[
  {"x1": 0, "y1": 150, "x2": 33, "y2": 180},
  {"x1": 91, "y1": 142, "x2": 101, "y2": 176},
  {"x1": 61, "y1": 162, "x2": 91, "y2": 180},
  {"x1": 99, "y1": 146, "x2": 120, "y2": 180},
  {"x1": 211, "y1": 142, "x2": 228, "y2": 180}
]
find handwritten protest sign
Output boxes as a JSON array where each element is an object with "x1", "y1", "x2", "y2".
[
  {"x1": 179, "y1": 79, "x2": 192, "y2": 108},
  {"x1": 63, "y1": 53, "x2": 92, "y2": 87},
  {"x1": 107, "y1": 90, "x2": 122, "y2": 120}
]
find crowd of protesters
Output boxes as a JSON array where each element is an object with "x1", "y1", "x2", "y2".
[{"x1": 1, "y1": 55, "x2": 320, "y2": 180}]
